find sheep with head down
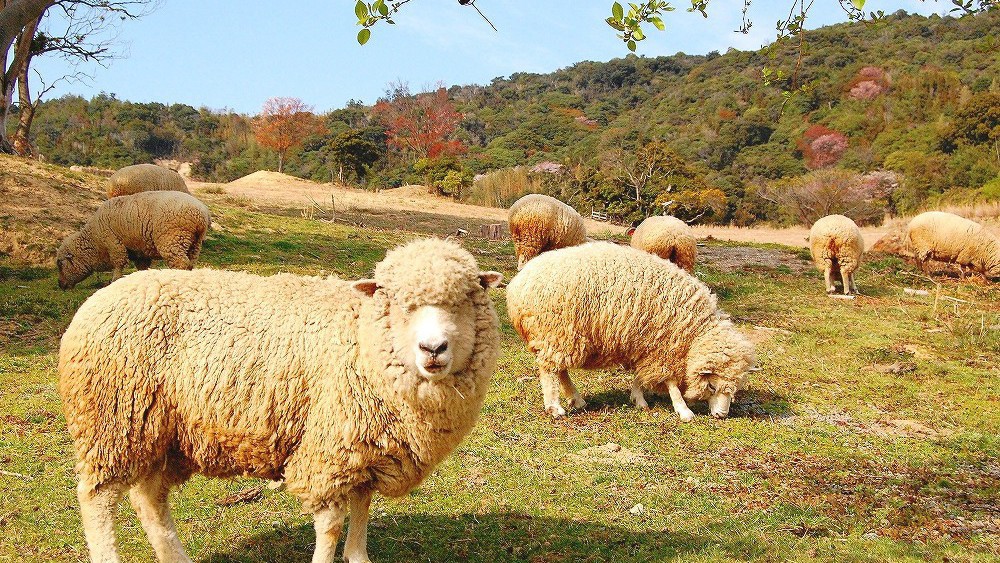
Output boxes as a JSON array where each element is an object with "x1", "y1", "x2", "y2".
[
  {"x1": 56, "y1": 191, "x2": 210, "y2": 289},
  {"x1": 506, "y1": 241, "x2": 755, "y2": 422},
  {"x1": 906, "y1": 211, "x2": 1000, "y2": 279},
  {"x1": 59, "y1": 238, "x2": 502, "y2": 563},
  {"x1": 508, "y1": 193, "x2": 588, "y2": 269}
]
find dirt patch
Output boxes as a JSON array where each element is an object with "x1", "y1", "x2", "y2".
[
  {"x1": 567, "y1": 443, "x2": 650, "y2": 466},
  {"x1": 0, "y1": 154, "x2": 106, "y2": 265},
  {"x1": 698, "y1": 244, "x2": 813, "y2": 274},
  {"x1": 699, "y1": 446, "x2": 1000, "y2": 542},
  {"x1": 785, "y1": 405, "x2": 954, "y2": 439},
  {"x1": 206, "y1": 173, "x2": 623, "y2": 237}
]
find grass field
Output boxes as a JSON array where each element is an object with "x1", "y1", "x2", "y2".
[{"x1": 2, "y1": 196, "x2": 999, "y2": 562}]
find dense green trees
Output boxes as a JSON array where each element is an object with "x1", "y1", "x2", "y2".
[{"x1": 24, "y1": 10, "x2": 1000, "y2": 224}]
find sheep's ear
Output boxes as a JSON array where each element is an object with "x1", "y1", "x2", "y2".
[
  {"x1": 479, "y1": 271, "x2": 503, "y2": 289},
  {"x1": 352, "y1": 279, "x2": 379, "y2": 296}
]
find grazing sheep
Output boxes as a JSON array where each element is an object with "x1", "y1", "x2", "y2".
[
  {"x1": 59, "y1": 238, "x2": 503, "y2": 563},
  {"x1": 906, "y1": 211, "x2": 1000, "y2": 279},
  {"x1": 506, "y1": 241, "x2": 755, "y2": 422},
  {"x1": 508, "y1": 193, "x2": 587, "y2": 269},
  {"x1": 809, "y1": 214, "x2": 865, "y2": 295},
  {"x1": 56, "y1": 191, "x2": 211, "y2": 289},
  {"x1": 630, "y1": 215, "x2": 697, "y2": 272},
  {"x1": 107, "y1": 163, "x2": 190, "y2": 198}
]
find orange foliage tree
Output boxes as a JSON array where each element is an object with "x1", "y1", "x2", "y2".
[
  {"x1": 371, "y1": 83, "x2": 465, "y2": 161},
  {"x1": 251, "y1": 97, "x2": 325, "y2": 172}
]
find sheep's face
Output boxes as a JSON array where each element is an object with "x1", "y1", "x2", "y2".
[
  {"x1": 355, "y1": 271, "x2": 503, "y2": 382},
  {"x1": 700, "y1": 374, "x2": 745, "y2": 419},
  {"x1": 56, "y1": 234, "x2": 92, "y2": 290}
]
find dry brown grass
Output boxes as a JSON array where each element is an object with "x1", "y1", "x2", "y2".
[{"x1": 0, "y1": 155, "x2": 106, "y2": 266}]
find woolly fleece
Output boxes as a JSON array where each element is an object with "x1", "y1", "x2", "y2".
[
  {"x1": 809, "y1": 214, "x2": 864, "y2": 295},
  {"x1": 59, "y1": 238, "x2": 501, "y2": 560},
  {"x1": 107, "y1": 164, "x2": 190, "y2": 198},
  {"x1": 630, "y1": 215, "x2": 697, "y2": 272},
  {"x1": 508, "y1": 193, "x2": 587, "y2": 269},
  {"x1": 506, "y1": 241, "x2": 754, "y2": 419},
  {"x1": 56, "y1": 191, "x2": 210, "y2": 289},
  {"x1": 906, "y1": 211, "x2": 1000, "y2": 278}
]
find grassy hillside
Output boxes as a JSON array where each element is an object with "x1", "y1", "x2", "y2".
[{"x1": 1, "y1": 159, "x2": 999, "y2": 561}]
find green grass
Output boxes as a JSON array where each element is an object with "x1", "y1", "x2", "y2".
[{"x1": 2, "y1": 202, "x2": 999, "y2": 562}]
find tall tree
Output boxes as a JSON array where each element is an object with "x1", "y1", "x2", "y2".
[
  {"x1": 371, "y1": 83, "x2": 465, "y2": 161},
  {"x1": 251, "y1": 96, "x2": 324, "y2": 173},
  {"x1": 1, "y1": 0, "x2": 149, "y2": 153}
]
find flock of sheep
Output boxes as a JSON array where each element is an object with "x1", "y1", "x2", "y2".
[{"x1": 52, "y1": 169, "x2": 998, "y2": 563}]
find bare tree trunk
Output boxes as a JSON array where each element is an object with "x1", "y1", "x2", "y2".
[
  {"x1": 11, "y1": 12, "x2": 37, "y2": 156},
  {"x1": 0, "y1": 0, "x2": 47, "y2": 153},
  {"x1": 278, "y1": 152, "x2": 284, "y2": 173}
]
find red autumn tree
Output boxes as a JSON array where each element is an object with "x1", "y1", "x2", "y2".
[
  {"x1": 798, "y1": 124, "x2": 849, "y2": 169},
  {"x1": 371, "y1": 83, "x2": 465, "y2": 160},
  {"x1": 251, "y1": 97, "x2": 325, "y2": 172}
]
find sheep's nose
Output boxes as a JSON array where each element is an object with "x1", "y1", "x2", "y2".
[{"x1": 419, "y1": 339, "x2": 448, "y2": 356}]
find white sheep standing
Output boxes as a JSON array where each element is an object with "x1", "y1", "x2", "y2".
[
  {"x1": 56, "y1": 191, "x2": 211, "y2": 289},
  {"x1": 508, "y1": 193, "x2": 588, "y2": 269},
  {"x1": 629, "y1": 215, "x2": 697, "y2": 273},
  {"x1": 906, "y1": 211, "x2": 1000, "y2": 279},
  {"x1": 59, "y1": 238, "x2": 503, "y2": 563},
  {"x1": 506, "y1": 241, "x2": 755, "y2": 422},
  {"x1": 107, "y1": 163, "x2": 190, "y2": 198},
  {"x1": 808, "y1": 214, "x2": 865, "y2": 295}
]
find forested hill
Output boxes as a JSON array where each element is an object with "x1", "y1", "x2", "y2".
[{"x1": 26, "y1": 10, "x2": 1000, "y2": 225}]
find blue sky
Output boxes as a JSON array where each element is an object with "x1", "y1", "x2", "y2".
[{"x1": 30, "y1": 0, "x2": 944, "y2": 114}]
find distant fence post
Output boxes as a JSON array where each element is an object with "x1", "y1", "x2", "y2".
[{"x1": 480, "y1": 223, "x2": 503, "y2": 240}]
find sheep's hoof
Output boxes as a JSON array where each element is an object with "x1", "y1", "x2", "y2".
[
  {"x1": 569, "y1": 397, "x2": 587, "y2": 410},
  {"x1": 635, "y1": 402, "x2": 650, "y2": 410},
  {"x1": 677, "y1": 409, "x2": 696, "y2": 422},
  {"x1": 826, "y1": 287, "x2": 836, "y2": 294},
  {"x1": 545, "y1": 404, "x2": 567, "y2": 418}
]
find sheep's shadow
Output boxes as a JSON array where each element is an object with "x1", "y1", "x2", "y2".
[
  {"x1": 574, "y1": 387, "x2": 792, "y2": 420},
  {"x1": 200, "y1": 512, "x2": 764, "y2": 562}
]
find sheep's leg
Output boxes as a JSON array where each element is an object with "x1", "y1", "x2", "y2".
[
  {"x1": 630, "y1": 379, "x2": 649, "y2": 410},
  {"x1": 667, "y1": 382, "x2": 695, "y2": 422},
  {"x1": 128, "y1": 470, "x2": 191, "y2": 563},
  {"x1": 343, "y1": 490, "x2": 372, "y2": 563},
  {"x1": 107, "y1": 243, "x2": 128, "y2": 282},
  {"x1": 824, "y1": 262, "x2": 836, "y2": 294},
  {"x1": 557, "y1": 370, "x2": 587, "y2": 411},
  {"x1": 131, "y1": 256, "x2": 153, "y2": 271},
  {"x1": 848, "y1": 271, "x2": 859, "y2": 295},
  {"x1": 958, "y1": 264, "x2": 966, "y2": 279},
  {"x1": 538, "y1": 366, "x2": 566, "y2": 418},
  {"x1": 840, "y1": 265, "x2": 853, "y2": 295},
  {"x1": 77, "y1": 478, "x2": 127, "y2": 563},
  {"x1": 312, "y1": 505, "x2": 347, "y2": 563}
]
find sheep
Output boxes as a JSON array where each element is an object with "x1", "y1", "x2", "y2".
[
  {"x1": 906, "y1": 211, "x2": 1000, "y2": 279},
  {"x1": 629, "y1": 215, "x2": 697, "y2": 272},
  {"x1": 506, "y1": 241, "x2": 755, "y2": 422},
  {"x1": 56, "y1": 191, "x2": 211, "y2": 289},
  {"x1": 808, "y1": 214, "x2": 865, "y2": 295},
  {"x1": 107, "y1": 163, "x2": 190, "y2": 198},
  {"x1": 508, "y1": 193, "x2": 587, "y2": 269},
  {"x1": 59, "y1": 237, "x2": 503, "y2": 563}
]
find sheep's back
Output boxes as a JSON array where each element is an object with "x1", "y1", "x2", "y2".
[
  {"x1": 809, "y1": 214, "x2": 864, "y2": 268},
  {"x1": 630, "y1": 216, "x2": 697, "y2": 270},
  {"x1": 509, "y1": 194, "x2": 586, "y2": 249},
  {"x1": 107, "y1": 164, "x2": 190, "y2": 198},
  {"x1": 58, "y1": 268, "x2": 361, "y2": 482},
  {"x1": 99, "y1": 191, "x2": 210, "y2": 253}
]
